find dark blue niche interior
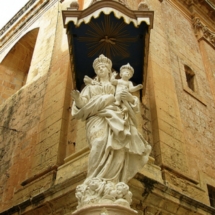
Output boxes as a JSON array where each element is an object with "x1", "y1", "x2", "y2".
[{"x1": 68, "y1": 12, "x2": 148, "y2": 90}]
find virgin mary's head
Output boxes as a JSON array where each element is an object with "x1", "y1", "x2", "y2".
[{"x1": 93, "y1": 54, "x2": 112, "y2": 80}]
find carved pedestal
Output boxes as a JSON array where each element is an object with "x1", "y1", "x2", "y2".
[{"x1": 72, "y1": 204, "x2": 138, "y2": 215}]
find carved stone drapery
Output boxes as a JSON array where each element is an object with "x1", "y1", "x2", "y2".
[
  {"x1": 192, "y1": 17, "x2": 215, "y2": 48},
  {"x1": 71, "y1": 54, "x2": 152, "y2": 210}
]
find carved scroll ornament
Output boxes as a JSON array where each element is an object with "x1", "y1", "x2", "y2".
[{"x1": 192, "y1": 17, "x2": 215, "y2": 47}]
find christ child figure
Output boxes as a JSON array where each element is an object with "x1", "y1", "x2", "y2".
[{"x1": 111, "y1": 63, "x2": 143, "y2": 109}]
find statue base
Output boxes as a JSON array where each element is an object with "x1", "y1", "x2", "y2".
[{"x1": 72, "y1": 204, "x2": 138, "y2": 215}]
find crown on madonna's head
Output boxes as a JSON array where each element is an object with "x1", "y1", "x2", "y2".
[
  {"x1": 93, "y1": 54, "x2": 112, "y2": 71},
  {"x1": 120, "y1": 63, "x2": 134, "y2": 77}
]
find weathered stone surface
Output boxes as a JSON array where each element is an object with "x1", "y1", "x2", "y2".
[{"x1": 0, "y1": 0, "x2": 215, "y2": 214}]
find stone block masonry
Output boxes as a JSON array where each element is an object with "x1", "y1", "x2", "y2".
[{"x1": 0, "y1": 0, "x2": 215, "y2": 214}]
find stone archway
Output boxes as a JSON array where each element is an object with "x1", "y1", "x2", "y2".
[{"x1": 0, "y1": 28, "x2": 39, "y2": 104}]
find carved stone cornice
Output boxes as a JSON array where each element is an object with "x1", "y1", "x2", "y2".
[
  {"x1": 0, "y1": 0, "x2": 51, "y2": 49},
  {"x1": 192, "y1": 16, "x2": 215, "y2": 48},
  {"x1": 0, "y1": 0, "x2": 37, "y2": 36},
  {"x1": 181, "y1": 0, "x2": 215, "y2": 20},
  {"x1": 161, "y1": 0, "x2": 215, "y2": 24}
]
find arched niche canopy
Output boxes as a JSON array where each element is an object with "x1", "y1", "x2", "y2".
[{"x1": 62, "y1": 0, "x2": 154, "y2": 90}]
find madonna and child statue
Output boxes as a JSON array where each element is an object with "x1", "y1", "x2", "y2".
[{"x1": 71, "y1": 54, "x2": 151, "y2": 212}]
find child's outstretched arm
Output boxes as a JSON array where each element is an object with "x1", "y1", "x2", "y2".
[{"x1": 128, "y1": 82, "x2": 143, "y2": 93}]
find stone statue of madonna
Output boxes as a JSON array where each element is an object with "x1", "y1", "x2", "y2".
[{"x1": 71, "y1": 54, "x2": 151, "y2": 209}]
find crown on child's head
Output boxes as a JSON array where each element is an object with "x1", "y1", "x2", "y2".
[
  {"x1": 93, "y1": 54, "x2": 112, "y2": 71},
  {"x1": 120, "y1": 63, "x2": 134, "y2": 76}
]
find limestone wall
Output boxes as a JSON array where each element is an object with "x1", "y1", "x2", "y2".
[
  {"x1": 0, "y1": 0, "x2": 72, "y2": 211},
  {"x1": 162, "y1": 0, "x2": 215, "y2": 182},
  {"x1": 0, "y1": 0, "x2": 215, "y2": 214},
  {"x1": 146, "y1": 0, "x2": 215, "y2": 207}
]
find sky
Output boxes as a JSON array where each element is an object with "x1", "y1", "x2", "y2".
[{"x1": 0, "y1": 0, "x2": 30, "y2": 29}]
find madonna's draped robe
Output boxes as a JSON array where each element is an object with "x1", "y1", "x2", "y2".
[{"x1": 72, "y1": 83, "x2": 151, "y2": 183}]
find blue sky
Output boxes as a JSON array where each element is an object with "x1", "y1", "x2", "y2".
[{"x1": 0, "y1": 0, "x2": 29, "y2": 29}]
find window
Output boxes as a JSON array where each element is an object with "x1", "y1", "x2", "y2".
[
  {"x1": 178, "y1": 63, "x2": 206, "y2": 105},
  {"x1": 208, "y1": 185, "x2": 215, "y2": 207},
  {"x1": 184, "y1": 65, "x2": 195, "y2": 91}
]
